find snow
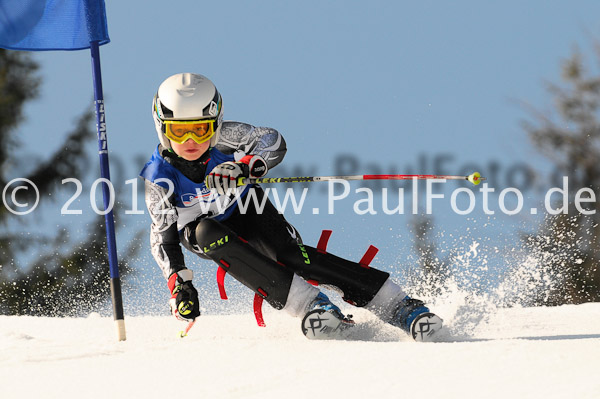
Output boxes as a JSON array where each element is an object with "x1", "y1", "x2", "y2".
[{"x1": 1, "y1": 303, "x2": 599, "y2": 399}]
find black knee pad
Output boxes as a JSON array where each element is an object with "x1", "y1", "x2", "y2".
[
  {"x1": 194, "y1": 219, "x2": 294, "y2": 309},
  {"x1": 278, "y1": 244, "x2": 389, "y2": 307}
]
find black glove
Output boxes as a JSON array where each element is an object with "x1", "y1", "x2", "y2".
[
  {"x1": 205, "y1": 155, "x2": 268, "y2": 195},
  {"x1": 168, "y1": 270, "x2": 200, "y2": 321}
]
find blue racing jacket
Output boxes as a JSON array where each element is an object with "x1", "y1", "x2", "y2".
[
  {"x1": 140, "y1": 121, "x2": 287, "y2": 279},
  {"x1": 140, "y1": 145, "x2": 250, "y2": 227}
]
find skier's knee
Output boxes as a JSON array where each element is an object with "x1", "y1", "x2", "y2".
[
  {"x1": 194, "y1": 218, "x2": 293, "y2": 310},
  {"x1": 194, "y1": 218, "x2": 232, "y2": 254}
]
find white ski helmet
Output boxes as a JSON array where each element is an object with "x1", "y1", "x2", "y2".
[{"x1": 152, "y1": 73, "x2": 223, "y2": 150}]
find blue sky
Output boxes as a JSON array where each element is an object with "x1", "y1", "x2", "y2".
[{"x1": 9, "y1": 1, "x2": 600, "y2": 310}]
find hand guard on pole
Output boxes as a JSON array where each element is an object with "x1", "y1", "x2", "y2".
[
  {"x1": 168, "y1": 269, "x2": 200, "y2": 322},
  {"x1": 205, "y1": 155, "x2": 268, "y2": 195}
]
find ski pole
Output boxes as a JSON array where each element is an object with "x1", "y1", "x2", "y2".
[
  {"x1": 179, "y1": 319, "x2": 196, "y2": 338},
  {"x1": 238, "y1": 171, "x2": 485, "y2": 186}
]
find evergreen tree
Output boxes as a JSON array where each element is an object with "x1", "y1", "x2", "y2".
[
  {"x1": 0, "y1": 49, "x2": 139, "y2": 316},
  {"x1": 522, "y1": 46, "x2": 600, "y2": 304}
]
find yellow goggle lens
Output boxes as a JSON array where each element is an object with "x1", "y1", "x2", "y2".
[{"x1": 164, "y1": 120, "x2": 215, "y2": 144}]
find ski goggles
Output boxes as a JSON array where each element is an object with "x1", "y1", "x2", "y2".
[{"x1": 162, "y1": 119, "x2": 216, "y2": 144}]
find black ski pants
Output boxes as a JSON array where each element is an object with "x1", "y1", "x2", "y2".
[{"x1": 181, "y1": 187, "x2": 389, "y2": 310}]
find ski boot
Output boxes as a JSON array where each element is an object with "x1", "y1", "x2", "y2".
[
  {"x1": 301, "y1": 292, "x2": 354, "y2": 339},
  {"x1": 390, "y1": 297, "x2": 443, "y2": 342}
]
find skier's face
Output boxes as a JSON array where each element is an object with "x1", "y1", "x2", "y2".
[{"x1": 171, "y1": 138, "x2": 210, "y2": 161}]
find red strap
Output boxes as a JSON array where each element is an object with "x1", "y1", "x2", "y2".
[
  {"x1": 253, "y1": 293, "x2": 266, "y2": 327},
  {"x1": 239, "y1": 155, "x2": 254, "y2": 165},
  {"x1": 317, "y1": 230, "x2": 332, "y2": 253},
  {"x1": 216, "y1": 267, "x2": 228, "y2": 300},
  {"x1": 167, "y1": 273, "x2": 178, "y2": 294},
  {"x1": 359, "y1": 245, "x2": 378, "y2": 268}
]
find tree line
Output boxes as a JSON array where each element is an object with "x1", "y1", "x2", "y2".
[{"x1": 1, "y1": 41, "x2": 599, "y2": 316}]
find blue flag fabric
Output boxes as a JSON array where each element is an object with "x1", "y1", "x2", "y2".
[{"x1": 0, "y1": 0, "x2": 109, "y2": 51}]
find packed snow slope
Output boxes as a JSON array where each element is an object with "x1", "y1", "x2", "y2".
[{"x1": 1, "y1": 303, "x2": 599, "y2": 399}]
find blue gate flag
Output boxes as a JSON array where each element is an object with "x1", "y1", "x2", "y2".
[{"x1": 0, "y1": 0, "x2": 109, "y2": 51}]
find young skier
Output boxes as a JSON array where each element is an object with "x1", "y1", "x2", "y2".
[{"x1": 140, "y1": 72, "x2": 443, "y2": 341}]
